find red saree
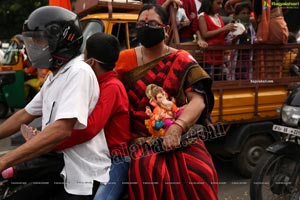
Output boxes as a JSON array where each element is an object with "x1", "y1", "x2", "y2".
[{"x1": 115, "y1": 49, "x2": 218, "y2": 200}]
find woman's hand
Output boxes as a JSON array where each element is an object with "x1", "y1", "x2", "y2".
[
  {"x1": 162, "y1": 124, "x2": 182, "y2": 151},
  {"x1": 180, "y1": 18, "x2": 191, "y2": 27},
  {"x1": 171, "y1": 0, "x2": 183, "y2": 8},
  {"x1": 162, "y1": 0, "x2": 182, "y2": 9},
  {"x1": 162, "y1": 92, "x2": 206, "y2": 151},
  {"x1": 223, "y1": 23, "x2": 236, "y2": 32},
  {"x1": 224, "y1": 0, "x2": 235, "y2": 14},
  {"x1": 197, "y1": 39, "x2": 208, "y2": 48}
]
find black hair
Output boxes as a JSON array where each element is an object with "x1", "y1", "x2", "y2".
[
  {"x1": 234, "y1": 1, "x2": 252, "y2": 15},
  {"x1": 142, "y1": 0, "x2": 157, "y2": 4},
  {"x1": 284, "y1": 10, "x2": 300, "y2": 34},
  {"x1": 86, "y1": 32, "x2": 120, "y2": 71},
  {"x1": 288, "y1": 32, "x2": 297, "y2": 43},
  {"x1": 200, "y1": 0, "x2": 217, "y2": 15},
  {"x1": 138, "y1": 4, "x2": 169, "y2": 25}
]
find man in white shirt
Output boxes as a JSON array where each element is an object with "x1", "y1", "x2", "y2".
[{"x1": 0, "y1": 6, "x2": 110, "y2": 199}]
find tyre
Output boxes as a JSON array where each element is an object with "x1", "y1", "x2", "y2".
[
  {"x1": 0, "y1": 182, "x2": 64, "y2": 200},
  {"x1": 250, "y1": 151, "x2": 300, "y2": 200},
  {"x1": 0, "y1": 102, "x2": 9, "y2": 118},
  {"x1": 233, "y1": 135, "x2": 273, "y2": 178}
]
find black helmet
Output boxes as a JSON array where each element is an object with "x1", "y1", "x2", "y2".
[{"x1": 23, "y1": 6, "x2": 83, "y2": 69}]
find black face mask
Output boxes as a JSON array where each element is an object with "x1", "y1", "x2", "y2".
[{"x1": 136, "y1": 26, "x2": 165, "y2": 48}]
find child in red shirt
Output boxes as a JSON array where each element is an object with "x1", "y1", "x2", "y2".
[
  {"x1": 198, "y1": 0, "x2": 236, "y2": 80},
  {"x1": 6, "y1": 33, "x2": 132, "y2": 200}
]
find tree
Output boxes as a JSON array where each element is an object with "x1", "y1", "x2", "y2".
[{"x1": 0, "y1": 0, "x2": 48, "y2": 41}]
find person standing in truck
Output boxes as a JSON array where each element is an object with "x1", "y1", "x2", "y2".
[
  {"x1": 198, "y1": 0, "x2": 236, "y2": 80},
  {"x1": 225, "y1": 1, "x2": 256, "y2": 80},
  {"x1": 160, "y1": 0, "x2": 208, "y2": 48}
]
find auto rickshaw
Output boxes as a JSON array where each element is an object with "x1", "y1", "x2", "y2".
[{"x1": 0, "y1": 35, "x2": 41, "y2": 118}]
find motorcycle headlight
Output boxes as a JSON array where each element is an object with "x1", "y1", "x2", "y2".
[{"x1": 281, "y1": 104, "x2": 300, "y2": 127}]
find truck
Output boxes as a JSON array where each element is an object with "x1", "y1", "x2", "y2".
[
  {"x1": 197, "y1": 43, "x2": 299, "y2": 177},
  {"x1": 74, "y1": 0, "x2": 142, "y2": 51},
  {"x1": 74, "y1": 0, "x2": 300, "y2": 177}
]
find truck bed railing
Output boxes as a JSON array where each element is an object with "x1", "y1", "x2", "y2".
[
  {"x1": 167, "y1": 4, "x2": 300, "y2": 84},
  {"x1": 173, "y1": 43, "x2": 300, "y2": 83},
  {"x1": 174, "y1": 43, "x2": 300, "y2": 124}
]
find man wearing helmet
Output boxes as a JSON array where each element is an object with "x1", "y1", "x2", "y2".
[{"x1": 0, "y1": 6, "x2": 111, "y2": 199}]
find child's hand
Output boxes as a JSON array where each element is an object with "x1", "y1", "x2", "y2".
[{"x1": 20, "y1": 124, "x2": 40, "y2": 141}]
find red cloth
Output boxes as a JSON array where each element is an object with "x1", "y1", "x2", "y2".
[
  {"x1": 49, "y1": 0, "x2": 72, "y2": 10},
  {"x1": 179, "y1": 0, "x2": 199, "y2": 40},
  {"x1": 54, "y1": 71, "x2": 132, "y2": 156},
  {"x1": 116, "y1": 49, "x2": 218, "y2": 200}
]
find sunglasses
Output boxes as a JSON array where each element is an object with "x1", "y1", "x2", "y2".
[{"x1": 136, "y1": 20, "x2": 165, "y2": 29}]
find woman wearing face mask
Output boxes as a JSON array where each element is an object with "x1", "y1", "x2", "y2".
[{"x1": 115, "y1": 4, "x2": 218, "y2": 200}]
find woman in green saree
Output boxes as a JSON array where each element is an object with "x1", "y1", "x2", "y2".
[{"x1": 115, "y1": 4, "x2": 218, "y2": 200}]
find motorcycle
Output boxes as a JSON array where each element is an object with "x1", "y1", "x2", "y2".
[
  {"x1": 0, "y1": 123, "x2": 219, "y2": 199},
  {"x1": 0, "y1": 153, "x2": 65, "y2": 200},
  {"x1": 250, "y1": 86, "x2": 300, "y2": 200}
]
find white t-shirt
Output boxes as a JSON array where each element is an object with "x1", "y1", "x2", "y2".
[
  {"x1": 25, "y1": 55, "x2": 111, "y2": 195},
  {"x1": 195, "y1": 0, "x2": 202, "y2": 18},
  {"x1": 176, "y1": 7, "x2": 189, "y2": 24}
]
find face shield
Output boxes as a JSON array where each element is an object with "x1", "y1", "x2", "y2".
[{"x1": 22, "y1": 31, "x2": 53, "y2": 69}]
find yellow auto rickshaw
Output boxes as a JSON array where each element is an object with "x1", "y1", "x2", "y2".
[{"x1": 0, "y1": 35, "x2": 47, "y2": 117}]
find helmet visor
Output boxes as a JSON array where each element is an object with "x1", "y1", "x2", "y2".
[{"x1": 22, "y1": 31, "x2": 52, "y2": 68}]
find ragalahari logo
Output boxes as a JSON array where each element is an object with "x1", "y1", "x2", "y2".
[{"x1": 271, "y1": 0, "x2": 300, "y2": 9}]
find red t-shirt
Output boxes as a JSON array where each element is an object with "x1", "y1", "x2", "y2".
[{"x1": 54, "y1": 71, "x2": 132, "y2": 156}]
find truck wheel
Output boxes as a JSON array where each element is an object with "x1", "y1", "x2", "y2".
[
  {"x1": 0, "y1": 102, "x2": 9, "y2": 118},
  {"x1": 233, "y1": 135, "x2": 273, "y2": 178}
]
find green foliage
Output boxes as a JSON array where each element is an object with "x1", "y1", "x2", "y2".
[{"x1": 0, "y1": 0, "x2": 48, "y2": 41}]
